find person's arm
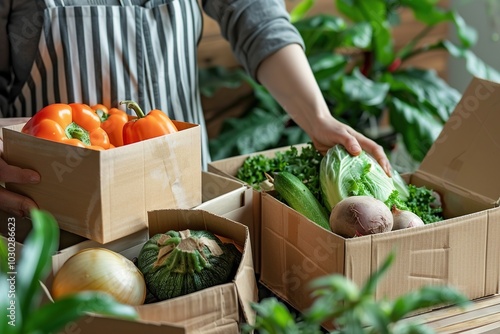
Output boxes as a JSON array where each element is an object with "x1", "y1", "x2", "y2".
[{"x1": 255, "y1": 44, "x2": 391, "y2": 176}]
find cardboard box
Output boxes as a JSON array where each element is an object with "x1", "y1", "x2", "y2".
[
  {"x1": 258, "y1": 77, "x2": 500, "y2": 315},
  {"x1": 44, "y1": 209, "x2": 257, "y2": 334},
  {"x1": 2, "y1": 121, "x2": 202, "y2": 243}
]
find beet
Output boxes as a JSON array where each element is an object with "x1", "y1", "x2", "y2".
[{"x1": 329, "y1": 196, "x2": 393, "y2": 238}]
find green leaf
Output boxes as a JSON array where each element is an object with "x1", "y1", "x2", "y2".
[
  {"x1": 339, "y1": 68, "x2": 390, "y2": 106},
  {"x1": 198, "y1": 66, "x2": 246, "y2": 97},
  {"x1": 400, "y1": 1, "x2": 477, "y2": 47},
  {"x1": 391, "y1": 321, "x2": 435, "y2": 334},
  {"x1": 294, "y1": 15, "x2": 347, "y2": 54},
  {"x1": 387, "y1": 96, "x2": 444, "y2": 162},
  {"x1": 242, "y1": 78, "x2": 282, "y2": 116},
  {"x1": 280, "y1": 126, "x2": 311, "y2": 147},
  {"x1": 362, "y1": 302, "x2": 391, "y2": 334},
  {"x1": 296, "y1": 16, "x2": 372, "y2": 53},
  {"x1": 24, "y1": 291, "x2": 138, "y2": 334},
  {"x1": 335, "y1": 0, "x2": 360, "y2": 21},
  {"x1": 381, "y1": 68, "x2": 460, "y2": 122},
  {"x1": 16, "y1": 210, "x2": 59, "y2": 324},
  {"x1": 289, "y1": 0, "x2": 317, "y2": 23},
  {"x1": 309, "y1": 53, "x2": 348, "y2": 91},
  {"x1": 441, "y1": 40, "x2": 500, "y2": 82},
  {"x1": 249, "y1": 298, "x2": 303, "y2": 334},
  {"x1": 336, "y1": 0, "x2": 394, "y2": 64},
  {"x1": 0, "y1": 237, "x2": 8, "y2": 273},
  {"x1": 401, "y1": 1, "x2": 450, "y2": 25},
  {"x1": 389, "y1": 285, "x2": 470, "y2": 322},
  {"x1": 342, "y1": 22, "x2": 372, "y2": 49},
  {"x1": 451, "y1": 11, "x2": 478, "y2": 48},
  {"x1": 372, "y1": 21, "x2": 394, "y2": 66},
  {"x1": 360, "y1": 252, "x2": 395, "y2": 298},
  {"x1": 208, "y1": 109, "x2": 287, "y2": 160},
  {"x1": 310, "y1": 275, "x2": 360, "y2": 300}
]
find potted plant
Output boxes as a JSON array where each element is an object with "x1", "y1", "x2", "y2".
[
  {"x1": 203, "y1": 0, "x2": 500, "y2": 171},
  {"x1": 0, "y1": 209, "x2": 138, "y2": 334}
]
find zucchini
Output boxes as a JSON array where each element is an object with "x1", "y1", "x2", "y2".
[{"x1": 271, "y1": 171, "x2": 331, "y2": 230}]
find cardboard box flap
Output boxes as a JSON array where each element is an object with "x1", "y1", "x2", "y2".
[
  {"x1": 233, "y1": 231, "x2": 257, "y2": 326},
  {"x1": 418, "y1": 77, "x2": 500, "y2": 204}
]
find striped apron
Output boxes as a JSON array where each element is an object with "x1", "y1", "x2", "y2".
[{"x1": 10, "y1": 0, "x2": 210, "y2": 166}]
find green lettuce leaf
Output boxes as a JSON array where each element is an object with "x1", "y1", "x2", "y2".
[{"x1": 319, "y1": 145, "x2": 409, "y2": 211}]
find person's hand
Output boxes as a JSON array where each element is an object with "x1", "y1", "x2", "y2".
[
  {"x1": 307, "y1": 115, "x2": 391, "y2": 177},
  {"x1": 0, "y1": 140, "x2": 40, "y2": 217}
]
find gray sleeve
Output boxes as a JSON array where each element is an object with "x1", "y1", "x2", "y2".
[{"x1": 202, "y1": 0, "x2": 305, "y2": 80}]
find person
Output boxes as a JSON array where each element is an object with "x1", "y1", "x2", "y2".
[{"x1": 0, "y1": 0, "x2": 390, "y2": 218}]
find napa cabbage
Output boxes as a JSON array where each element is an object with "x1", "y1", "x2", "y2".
[{"x1": 320, "y1": 145, "x2": 409, "y2": 211}]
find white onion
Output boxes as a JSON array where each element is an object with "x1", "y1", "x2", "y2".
[{"x1": 52, "y1": 247, "x2": 147, "y2": 306}]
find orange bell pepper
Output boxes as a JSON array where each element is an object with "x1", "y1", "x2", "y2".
[
  {"x1": 92, "y1": 104, "x2": 133, "y2": 147},
  {"x1": 22, "y1": 103, "x2": 111, "y2": 150},
  {"x1": 120, "y1": 100, "x2": 178, "y2": 145}
]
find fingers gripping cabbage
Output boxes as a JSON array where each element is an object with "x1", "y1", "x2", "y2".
[{"x1": 320, "y1": 145, "x2": 409, "y2": 211}]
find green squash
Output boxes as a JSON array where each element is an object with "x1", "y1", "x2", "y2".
[{"x1": 136, "y1": 229, "x2": 241, "y2": 301}]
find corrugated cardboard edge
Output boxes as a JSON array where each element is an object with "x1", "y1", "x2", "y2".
[{"x1": 486, "y1": 207, "x2": 500, "y2": 294}]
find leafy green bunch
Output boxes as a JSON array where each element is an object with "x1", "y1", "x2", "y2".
[
  {"x1": 243, "y1": 252, "x2": 470, "y2": 334},
  {"x1": 236, "y1": 143, "x2": 323, "y2": 199},
  {"x1": 0, "y1": 209, "x2": 138, "y2": 334}
]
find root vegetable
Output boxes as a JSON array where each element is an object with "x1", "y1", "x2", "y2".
[
  {"x1": 329, "y1": 196, "x2": 393, "y2": 238},
  {"x1": 430, "y1": 190, "x2": 442, "y2": 209},
  {"x1": 391, "y1": 206, "x2": 425, "y2": 230}
]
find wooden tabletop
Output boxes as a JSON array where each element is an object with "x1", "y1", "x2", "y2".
[{"x1": 400, "y1": 294, "x2": 500, "y2": 333}]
